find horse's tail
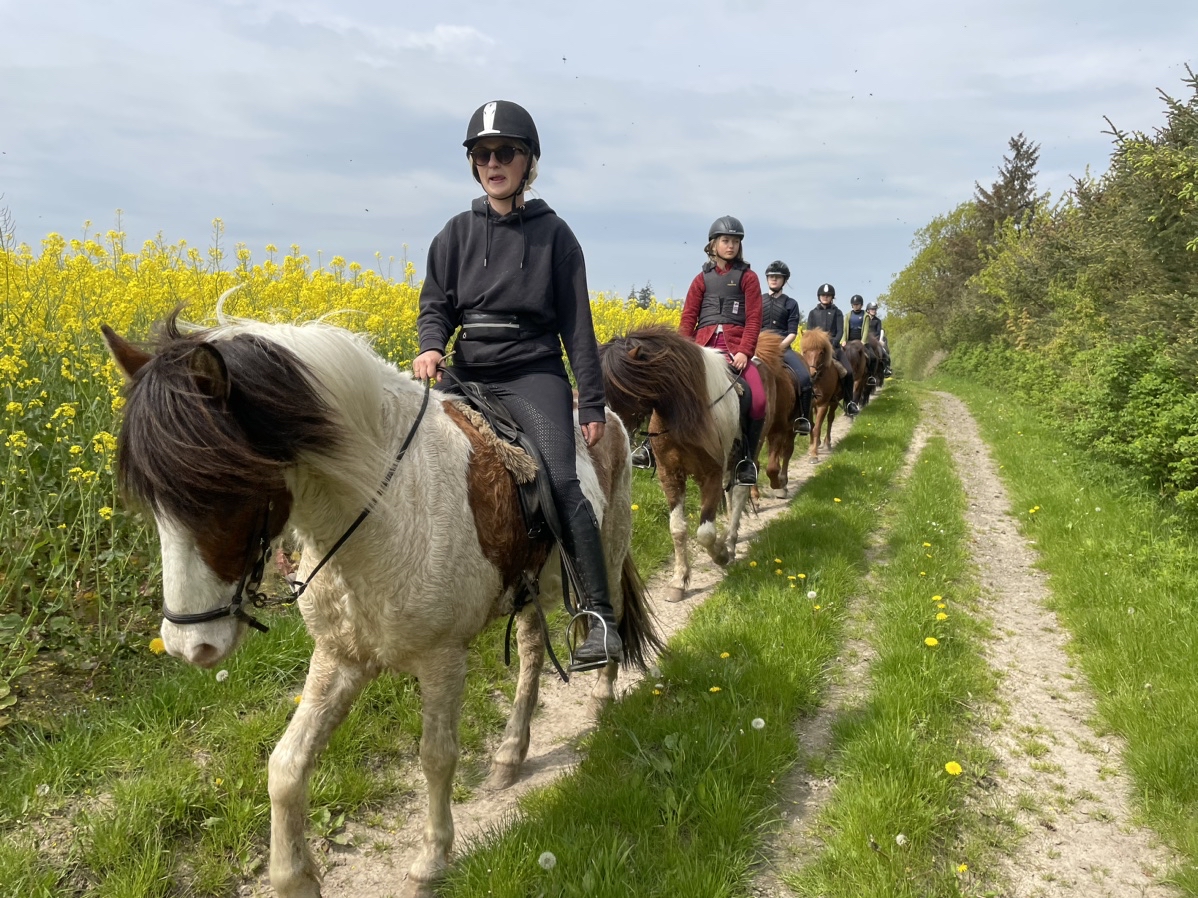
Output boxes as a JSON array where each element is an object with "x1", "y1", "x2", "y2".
[{"x1": 618, "y1": 554, "x2": 664, "y2": 670}]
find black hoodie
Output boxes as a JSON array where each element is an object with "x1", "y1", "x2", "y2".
[{"x1": 417, "y1": 197, "x2": 605, "y2": 424}]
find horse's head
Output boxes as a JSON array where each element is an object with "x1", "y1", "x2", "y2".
[
  {"x1": 103, "y1": 316, "x2": 339, "y2": 667},
  {"x1": 799, "y1": 329, "x2": 833, "y2": 380}
]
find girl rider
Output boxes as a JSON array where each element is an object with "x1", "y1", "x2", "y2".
[
  {"x1": 679, "y1": 216, "x2": 765, "y2": 486},
  {"x1": 805, "y1": 283, "x2": 861, "y2": 417},
  {"x1": 412, "y1": 100, "x2": 621, "y2": 673},
  {"x1": 845, "y1": 294, "x2": 867, "y2": 344},
  {"x1": 865, "y1": 301, "x2": 892, "y2": 375},
  {"x1": 762, "y1": 260, "x2": 813, "y2": 436}
]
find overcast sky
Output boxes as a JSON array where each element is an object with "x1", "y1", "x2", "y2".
[{"x1": 2, "y1": 0, "x2": 1195, "y2": 306}]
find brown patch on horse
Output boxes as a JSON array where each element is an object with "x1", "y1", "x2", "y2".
[
  {"x1": 598, "y1": 325, "x2": 722, "y2": 466},
  {"x1": 192, "y1": 488, "x2": 293, "y2": 583},
  {"x1": 448, "y1": 402, "x2": 538, "y2": 483},
  {"x1": 442, "y1": 402, "x2": 549, "y2": 590}
]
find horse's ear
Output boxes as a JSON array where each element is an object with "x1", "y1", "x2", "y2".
[
  {"x1": 628, "y1": 345, "x2": 641, "y2": 359},
  {"x1": 188, "y1": 344, "x2": 231, "y2": 401},
  {"x1": 101, "y1": 325, "x2": 152, "y2": 380}
]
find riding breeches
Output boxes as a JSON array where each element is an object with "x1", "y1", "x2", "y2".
[
  {"x1": 711, "y1": 333, "x2": 765, "y2": 420},
  {"x1": 781, "y1": 348, "x2": 812, "y2": 395}
]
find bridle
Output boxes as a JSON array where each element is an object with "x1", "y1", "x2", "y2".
[{"x1": 161, "y1": 379, "x2": 432, "y2": 634}]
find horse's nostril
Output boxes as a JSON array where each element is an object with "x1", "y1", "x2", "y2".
[{"x1": 188, "y1": 643, "x2": 224, "y2": 668}]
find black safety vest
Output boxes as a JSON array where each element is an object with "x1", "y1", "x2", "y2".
[
  {"x1": 846, "y1": 309, "x2": 866, "y2": 342},
  {"x1": 761, "y1": 292, "x2": 794, "y2": 335},
  {"x1": 865, "y1": 315, "x2": 883, "y2": 341},
  {"x1": 697, "y1": 263, "x2": 748, "y2": 328}
]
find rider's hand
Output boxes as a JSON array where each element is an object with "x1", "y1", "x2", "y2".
[
  {"x1": 413, "y1": 350, "x2": 444, "y2": 382},
  {"x1": 581, "y1": 421, "x2": 605, "y2": 448},
  {"x1": 732, "y1": 352, "x2": 749, "y2": 372}
]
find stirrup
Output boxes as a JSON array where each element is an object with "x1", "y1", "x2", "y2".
[
  {"x1": 630, "y1": 440, "x2": 655, "y2": 471},
  {"x1": 734, "y1": 457, "x2": 758, "y2": 485},
  {"x1": 567, "y1": 610, "x2": 621, "y2": 672},
  {"x1": 793, "y1": 416, "x2": 812, "y2": 435},
  {"x1": 867, "y1": 376, "x2": 878, "y2": 387}
]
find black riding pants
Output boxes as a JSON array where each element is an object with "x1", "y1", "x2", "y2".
[{"x1": 781, "y1": 347, "x2": 813, "y2": 418}]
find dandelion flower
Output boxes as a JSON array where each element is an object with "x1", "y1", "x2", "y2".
[
  {"x1": 215, "y1": 669, "x2": 229, "y2": 682},
  {"x1": 957, "y1": 863, "x2": 968, "y2": 873},
  {"x1": 775, "y1": 568, "x2": 783, "y2": 575},
  {"x1": 922, "y1": 542, "x2": 931, "y2": 547},
  {"x1": 919, "y1": 571, "x2": 927, "y2": 577},
  {"x1": 798, "y1": 573, "x2": 806, "y2": 580},
  {"x1": 709, "y1": 686, "x2": 722, "y2": 693},
  {"x1": 148, "y1": 637, "x2": 166, "y2": 655},
  {"x1": 630, "y1": 504, "x2": 639, "y2": 511},
  {"x1": 538, "y1": 851, "x2": 557, "y2": 871},
  {"x1": 945, "y1": 761, "x2": 963, "y2": 776},
  {"x1": 749, "y1": 561, "x2": 757, "y2": 568},
  {"x1": 652, "y1": 689, "x2": 662, "y2": 696},
  {"x1": 751, "y1": 717, "x2": 765, "y2": 730},
  {"x1": 789, "y1": 583, "x2": 796, "y2": 588},
  {"x1": 774, "y1": 557, "x2": 782, "y2": 564},
  {"x1": 813, "y1": 604, "x2": 821, "y2": 611},
  {"x1": 937, "y1": 603, "x2": 946, "y2": 610},
  {"x1": 787, "y1": 575, "x2": 796, "y2": 581},
  {"x1": 924, "y1": 637, "x2": 939, "y2": 647},
  {"x1": 833, "y1": 497, "x2": 842, "y2": 503},
  {"x1": 936, "y1": 612, "x2": 948, "y2": 621},
  {"x1": 294, "y1": 695, "x2": 303, "y2": 705},
  {"x1": 720, "y1": 652, "x2": 730, "y2": 659},
  {"x1": 932, "y1": 595, "x2": 942, "y2": 602}
]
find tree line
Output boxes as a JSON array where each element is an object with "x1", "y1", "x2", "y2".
[{"x1": 886, "y1": 66, "x2": 1198, "y2": 509}]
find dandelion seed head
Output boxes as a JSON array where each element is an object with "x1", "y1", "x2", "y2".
[
  {"x1": 538, "y1": 851, "x2": 557, "y2": 870},
  {"x1": 807, "y1": 590, "x2": 817, "y2": 599},
  {"x1": 215, "y1": 669, "x2": 229, "y2": 682},
  {"x1": 895, "y1": 833, "x2": 908, "y2": 846},
  {"x1": 751, "y1": 718, "x2": 765, "y2": 730}
]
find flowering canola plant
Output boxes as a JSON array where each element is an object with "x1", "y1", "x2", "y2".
[{"x1": 0, "y1": 221, "x2": 681, "y2": 683}]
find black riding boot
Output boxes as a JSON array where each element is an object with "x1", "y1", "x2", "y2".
[
  {"x1": 735, "y1": 415, "x2": 765, "y2": 485},
  {"x1": 790, "y1": 373, "x2": 812, "y2": 435},
  {"x1": 842, "y1": 373, "x2": 861, "y2": 417},
  {"x1": 564, "y1": 502, "x2": 624, "y2": 672}
]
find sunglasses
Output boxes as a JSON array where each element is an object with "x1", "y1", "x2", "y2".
[{"x1": 469, "y1": 145, "x2": 526, "y2": 166}]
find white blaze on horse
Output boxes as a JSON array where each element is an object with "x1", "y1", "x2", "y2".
[
  {"x1": 102, "y1": 314, "x2": 660, "y2": 897},
  {"x1": 598, "y1": 326, "x2": 782, "y2": 603}
]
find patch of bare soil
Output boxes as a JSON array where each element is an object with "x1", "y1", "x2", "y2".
[
  {"x1": 925, "y1": 391, "x2": 1178, "y2": 898},
  {"x1": 237, "y1": 417, "x2": 857, "y2": 898},
  {"x1": 749, "y1": 412, "x2": 931, "y2": 897}
]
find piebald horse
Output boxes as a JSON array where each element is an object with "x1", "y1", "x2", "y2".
[
  {"x1": 800, "y1": 329, "x2": 840, "y2": 461},
  {"x1": 598, "y1": 326, "x2": 783, "y2": 603},
  {"x1": 102, "y1": 314, "x2": 660, "y2": 897}
]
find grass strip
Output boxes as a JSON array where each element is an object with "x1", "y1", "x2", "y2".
[
  {"x1": 0, "y1": 476, "x2": 672, "y2": 898},
  {"x1": 944, "y1": 377, "x2": 1198, "y2": 891},
  {"x1": 436, "y1": 384, "x2": 920, "y2": 898},
  {"x1": 785, "y1": 433, "x2": 996, "y2": 896}
]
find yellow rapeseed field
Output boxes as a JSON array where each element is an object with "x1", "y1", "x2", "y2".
[{"x1": 0, "y1": 221, "x2": 680, "y2": 688}]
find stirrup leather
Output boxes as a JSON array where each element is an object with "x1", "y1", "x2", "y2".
[{"x1": 567, "y1": 609, "x2": 619, "y2": 672}]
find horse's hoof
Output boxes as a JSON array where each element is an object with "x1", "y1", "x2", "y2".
[
  {"x1": 482, "y1": 762, "x2": 521, "y2": 792},
  {"x1": 409, "y1": 850, "x2": 449, "y2": 886},
  {"x1": 772, "y1": 487, "x2": 789, "y2": 499},
  {"x1": 809, "y1": 456, "x2": 819, "y2": 465},
  {"x1": 665, "y1": 585, "x2": 687, "y2": 603}
]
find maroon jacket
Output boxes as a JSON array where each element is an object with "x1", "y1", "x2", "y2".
[{"x1": 679, "y1": 263, "x2": 763, "y2": 356}]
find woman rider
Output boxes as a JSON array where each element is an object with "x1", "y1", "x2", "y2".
[
  {"x1": 805, "y1": 283, "x2": 861, "y2": 417},
  {"x1": 679, "y1": 216, "x2": 765, "y2": 486},
  {"x1": 845, "y1": 294, "x2": 867, "y2": 344},
  {"x1": 865, "y1": 301, "x2": 892, "y2": 375},
  {"x1": 762, "y1": 260, "x2": 813, "y2": 435},
  {"x1": 412, "y1": 100, "x2": 621, "y2": 672}
]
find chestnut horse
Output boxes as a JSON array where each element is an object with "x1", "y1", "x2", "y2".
[
  {"x1": 800, "y1": 329, "x2": 841, "y2": 460},
  {"x1": 102, "y1": 314, "x2": 660, "y2": 897},
  {"x1": 757, "y1": 332, "x2": 804, "y2": 498},
  {"x1": 598, "y1": 326, "x2": 782, "y2": 603}
]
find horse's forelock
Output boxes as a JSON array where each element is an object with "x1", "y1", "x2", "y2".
[{"x1": 117, "y1": 327, "x2": 341, "y2": 528}]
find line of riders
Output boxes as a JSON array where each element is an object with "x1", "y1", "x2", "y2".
[{"x1": 413, "y1": 99, "x2": 891, "y2": 674}]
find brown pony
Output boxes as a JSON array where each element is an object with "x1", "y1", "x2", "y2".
[
  {"x1": 843, "y1": 339, "x2": 870, "y2": 408},
  {"x1": 599, "y1": 326, "x2": 779, "y2": 602},
  {"x1": 756, "y1": 332, "x2": 803, "y2": 498},
  {"x1": 799, "y1": 329, "x2": 840, "y2": 460},
  {"x1": 862, "y1": 335, "x2": 888, "y2": 404}
]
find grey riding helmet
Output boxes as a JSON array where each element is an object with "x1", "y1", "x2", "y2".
[{"x1": 708, "y1": 216, "x2": 745, "y2": 240}]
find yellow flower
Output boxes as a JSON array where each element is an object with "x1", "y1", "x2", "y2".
[
  {"x1": 797, "y1": 573, "x2": 806, "y2": 580},
  {"x1": 775, "y1": 568, "x2": 783, "y2": 575},
  {"x1": 709, "y1": 686, "x2": 721, "y2": 693},
  {"x1": 922, "y1": 542, "x2": 931, "y2": 547},
  {"x1": 924, "y1": 637, "x2": 939, "y2": 647},
  {"x1": 919, "y1": 571, "x2": 927, "y2": 577},
  {"x1": 294, "y1": 695, "x2": 303, "y2": 705},
  {"x1": 652, "y1": 688, "x2": 662, "y2": 695},
  {"x1": 833, "y1": 497, "x2": 841, "y2": 503},
  {"x1": 630, "y1": 503, "x2": 639, "y2": 511},
  {"x1": 4, "y1": 401, "x2": 22, "y2": 415},
  {"x1": 98, "y1": 506, "x2": 114, "y2": 521},
  {"x1": 749, "y1": 561, "x2": 757, "y2": 568},
  {"x1": 945, "y1": 761, "x2": 963, "y2": 776},
  {"x1": 787, "y1": 575, "x2": 796, "y2": 581},
  {"x1": 149, "y1": 638, "x2": 166, "y2": 655},
  {"x1": 813, "y1": 604, "x2": 821, "y2": 611},
  {"x1": 937, "y1": 602, "x2": 946, "y2": 609},
  {"x1": 957, "y1": 863, "x2": 968, "y2": 873},
  {"x1": 932, "y1": 595, "x2": 942, "y2": 602},
  {"x1": 774, "y1": 557, "x2": 782, "y2": 564},
  {"x1": 69, "y1": 445, "x2": 83, "y2": 456},
  {"x1": 720, "y1": 652, "x2": 730, "y2": 659},
  {"x1": 936, "y1": 612, "x2": 948, "y2": 621}
]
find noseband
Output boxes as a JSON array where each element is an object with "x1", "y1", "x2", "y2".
[{"x1": 160, "y1": 379, "x2": 431, "y2": 635}]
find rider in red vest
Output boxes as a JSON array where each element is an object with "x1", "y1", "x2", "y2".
[{"x1": 679, "y1": 216, "x2": 766, "y2": 485}]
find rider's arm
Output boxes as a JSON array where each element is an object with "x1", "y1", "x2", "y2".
[
  {"x1": 678, "y1": 273, "x2": 706, "y2": 337},
  {"x1": 416, "y1": 228, "x2": 460, "y2": 356},
  {"x1": 553, "y1": 240, "x2": 606, "y2": 426}
]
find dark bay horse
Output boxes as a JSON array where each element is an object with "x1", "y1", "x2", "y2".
[
  {"x1": 800, "y1": 329, "x2": 841, "y2": 461},
  {"x1": 844, "y1": 339, "x2": 871, "y2": 409},
  {"x1": 102, "y1": 314, "x2": 660, "y2": 897},
  {"x1": 599, "y1": 325, "x2": 780, "y2": 602}
]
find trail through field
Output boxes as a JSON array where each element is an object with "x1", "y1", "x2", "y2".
[
  {"x1": 748, "y1": 415, "x2": 933, "y2": 897},
  {"x1": 924, "y1": 391, "x2": 1177, "y2": 897},
  {"x1": 238, "y1": 418, "x2": 855, "y2": 898}
]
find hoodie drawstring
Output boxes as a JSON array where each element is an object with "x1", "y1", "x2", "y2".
[{"x1": 517, "y1": 206, "x2": 526, "y2": 270}]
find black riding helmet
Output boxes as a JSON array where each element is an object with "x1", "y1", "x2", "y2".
[
  {"x1": 765, "y1": 260, "x2": 791, "y2": 280},
  {"x1": 464, "y1": 100, "x2": 540, "y2": 197},
  {"x1": 850, "y1": 294, "x2": 864, "y2": 307},
  {"x1": 708, "y1": 216, "x2": 745, "y2": 240},
  {"x1": 817, "y1": 283, "x2": 835, "y2": 299},
  {"x1": 866, "y1": 301, "x2": 880, "y2": 311}
]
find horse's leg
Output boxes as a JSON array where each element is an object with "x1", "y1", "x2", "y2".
[
  {"x1": 409, "y1": 647, "x2": 469, "y2": 883},
  {"x1": 483, "y1": 605, "x2": 544, "y2": 792},
  {"x1": 661, "y1": 467, "x2": 690, "y2": 603},
  {"x1": 809, "y1": 406, "x2": 824, "y2": 461},
  {"x1": 723, "y1": 482, "x2": 750, "y2": 561},
  {"x1": 697, "y1": 472, "x2": 730, "y2": 566},
  {"x1": 268, "y1": 646, "x2": 376, "y2": 898},
  {"x1": 823, "y1": 406, "x2": 836, "y2": 451}
]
